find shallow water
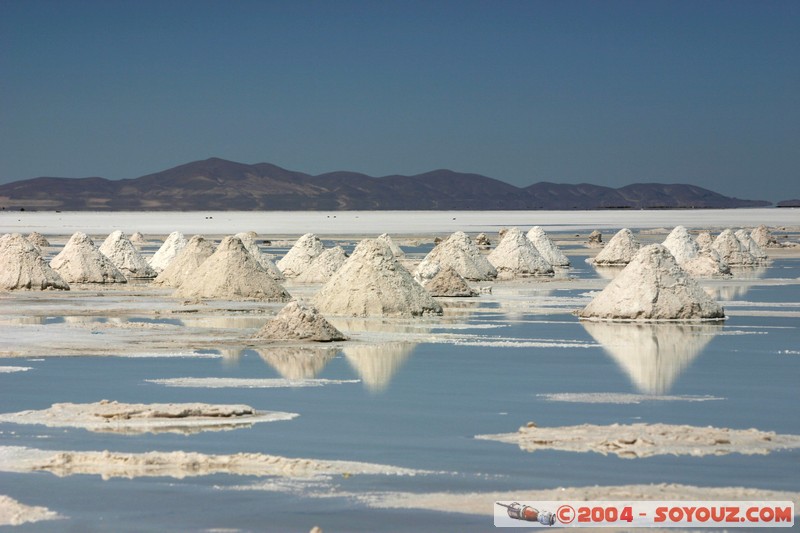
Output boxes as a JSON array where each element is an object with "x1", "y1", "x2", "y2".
[{"x1": 1, "y1": 223, "x2": 799, "y2": 532}]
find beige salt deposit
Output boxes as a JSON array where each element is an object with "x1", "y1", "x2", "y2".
[
  {"x1": 474, "y1": 232, "x2": 491, "y2": 248},
  {"x1": 0, "y1": 234, "x2": 69, "y2": 291},
  {"x1": 579, "y1": 244, "x2": 725, "y2": 321},
  {"x1": 590, "y1": 228, "x2": 640, "y2": 265},
  {"x1": 735, "y1": 229, "x2": 769, "y2": 263},
  {"x1": 173, "y1": 236, "x2": 291, "y2": 301},
  {"x1": 277, "y1": 233, "x2": 325, "y2": 278},
  {"x1": 235, "y1": 232, "x2": 284, "y2": 280},
  {"x1": 586, "y1": 229, "x2": 603, "y2": 247},
  {"x1": 526, "y1": 226, "x2": 570, "y2": 267},
  {"x1": 423, "y1": 265, "x2": 477, "y2": 297},
  {"x1": 695, "y1": 230, "x2": 714, "y2": 250},
  {"x1": 0, "y1": 495, "x2": 62, "y2": 526},
  {"x1": 314, "y1": 239, "x2": 442, "y2": 317},
  {"x1": 153, "y1": 234, "x2": 215, "y2": 288},
  {"x1": 711, "y1": 229, "x2": 761, "y2": 266},
  {"x1": 49, "y1": 232, "x2": 127, "y2": 284},
  {"x1": 662, "y1": 226, "x2": 730, "y2": 277},
  {"x1": 99, "y1": 230, "x2": 157, "y2": 278},
  {"x1": 417, "y1": 231, "x2": 496, "y2": 281},
  {"x1": 488, "y1": 227, "x2": 553, "y2": 277},
  {"x1": 148, "y1": 231, "x2": 187, "y2": 273},
  {"x1": 377, "y1": 233, "x2": 404, "y2": 257},
  {"x1": 0, "y1": 400, "x2": 296, "y2": 435},
  {"x1": 129, "y1": 231, "x2": 146, "y2": 244},
  {"x1": 751, "y1": 224, "x2": 779, "y2": 248},
  {"x1": 294, "y1": 246, "x2": 347, "y2": 283},
  {"x1": 25, "y1": 231, "x2": 50, "y2": 249},
  {"x1": 253, "y1": 301, "x2": 347, "y2": 342},
  {"x1": 0, "y1": 445, "x2": 426, "y2": 480},
  {"x1": 476, "y1": 422, "x2": 800, "y2": 458}
]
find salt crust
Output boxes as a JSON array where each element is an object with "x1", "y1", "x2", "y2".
[
  {"x1": 314, "y1": 238, "x2": 442, "y2": 317},
  {"x1": 488, "y1": 227, "x2": 553, "y2": 277},
  {"x1": 0, "y1": 234, "x2": 69, "y2": 291},
  {"x1": 50, "y1": 231, "x2": 127, "y2": 284},
  {"x1": 277, "y1": 233, "x2": 325, "y2": 278},
  {"x1": 0, "y1": 494, "x2": 62, "y2": 526},
  {"x1": 148, "y1": 231, "x2": 187, "y2": 272},
  {"x1": 476, "y1": 422, "x2": 800, "y2": 458},
  {"x1": 99, "y1": 230, "x2": 157, "y2": 278},
  {"x1": 153, "y1": 234, "x2": 215, "y2": 287},
  {"x1": 590, "y1": 228, "x2": 640, "y2": 265},
  {"x1": 253, "y1": 300, "x2": 347, "y2": 342},
  {"x1": 173, "y1": 236, "x2": 291, "y2": 301},
  {"x1": 235, "y1": 232, "x2": 284, "y2": 280},
  {"x1": 417, "y1": 231, "x2": 497, "y2": 281},
  {"x1": 579, "y1": 244, "x2": 725, "y2": 321},
  {"x1": 526, "y1": 226, "x2": 570, "y2": 266},
  {"x1": 0, "y1": 400, "x2": 296, "y2": 434}
]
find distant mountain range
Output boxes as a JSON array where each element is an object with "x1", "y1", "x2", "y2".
[{"x1": 0, "y1": 157, "x2": 772, "y2": 211}]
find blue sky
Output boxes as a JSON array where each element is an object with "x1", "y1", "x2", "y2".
[{"x1": 1, "y1": 0, "x2": 798, "y2": 201}]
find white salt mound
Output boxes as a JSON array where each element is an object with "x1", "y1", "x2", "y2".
[
  {"x1": 695, "y1": 231, "x2": 714, "y2": 250},
  {"x1": 711, "y1": 229, "x2": 760, "y2": 266},
  {"x1": 277, "y1": 233, "x2": 325, "y2": 278},
  {"x1": 253, "y1": 301, "x2": 347, "y2": 342},
  {"x1": 314, "y1": 238, "x2": 443, "y2": 317},
  {"x1": 0, "y1": 234, "x2": 69, "y2": 291},
  {"x1": 591, "y1": 228, "x2": 640, "y2": 265},
  {"x1": 50, "y1": 232, "x2": 127, "y2": 284},
  {"x1": 751, "y1": 224, "x2": 779, "y2": 248},
  {"x1": 526, "y1": 226, "x2": 570, "y2": 267},
  {"x1": 735, "y1": 229, "x2": 768, "y2": 262},
  {"x1": 26, "y1": 232, "x2": 50, "y2": 249},
  {"x1": 417, "y1": 231, "x2": 496, "y2": 281},
  {"x1": 424, "y1": 265, "x2": 477, "y2": 297},
  {"x1": 295, "y1": 246, "x2": 347, "y2": 283},
  {"x1": 377, "y1": 233, "x2": 404, "y2": 257},
  {"x1": 99, "y1": 230, "x2": 157, "y2": 278},
  {"x1": 488, "y1": 227, "x2": 553, "y2": 277},
  {"x1": 130, "y1": 231, "x2": 146, "y2": 244},
  {"x1": 148, "y1": 231, "x2": 188, "y2": 273},
  {"x1": 173, "y1": 236, "x2": 291, "y2": 301},
  {"x1": 153, "y1": 235, "x2": 215, "y2": 287},
  {"x1": 579, "y1": 244, "x2": 725, "y2": 321},
  {"x1": 413, "y1": 259, "x2": 440, "y2": 285},
  {"x1": 662, "y1": 226, "x2": 730, "y2": 278},
  {"x1": 235, "y1": 232, "x2": 283, "y2": 280},
  {"x1": 586, "y1": 230, "x2": 603, "y2": 248}
]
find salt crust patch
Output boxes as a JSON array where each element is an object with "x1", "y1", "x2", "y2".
[
  {"x1": 0, "y1": 445, "x2": 428, "y2": 480},
  {"x1": 0, "y1": 401, "x2": 296, "y2": 434},
  {"x1": 147, "y1": 377, "x2": 360, "y2": 388},
  {"x1": 0, "y1": 366, "x2": 32, "y2": 373},
  {"x1": 537, "y1": 393, "x2": 725, "y2": 404},
  {"x1": 0, "y1": 494, "x2": 63, "y2": 526},
  {"x1": 476, "y1": 423, "x2": 800, "y2": 458}
]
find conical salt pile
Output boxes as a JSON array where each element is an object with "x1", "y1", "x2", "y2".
[
  {"x1": 751, "y1": 225, "x2": 778, "y2": 248},
  {"x1": 0, "y1": 234, "x2": 69, "y2": 291},
  {"x1": 253, "y1": 301, "x2": 347, "y2": 342},
  {"x1": 50, "y1": 232, "x2": 127, "y2": 284},
  {"x1": 590, "y1": 228, "x2": 640, "y2": 265},
  {"x1": 662, "y1": 226, "x2": 729, "y2": 278},
  {"x1": 173, "y1": 236, "x2": 291, "y2": 301},
  {"x1": 488, "y1": 227, "x2": 553, "y2": 277},
  {"x1": 586, "y1": 230, "x2": 603, "y2": 248},
  {"x1": 526, "y1": 226, "x2": 570, "y2": 267},
  {"x1": 424, "y1": 265, "x2": 477, "y2": 297},
  {"x1": 148, "y1": 231, "x2": 188, "y2": 273},
  {"x1": 376, "y1": 233, "x2": 404, "y2": 257},
  {"x1": 235, "y1": 232, "x2": 283, "y2": 280},
  {"x1": 153, "y1": 235, "x2": 215, "y2": 288},
  {"x1": 26, "y1": 232, "x2": 50, "y2": 249},
  {"x1": 130, "y1": 232, "x2": 146, "y2": 244},
  {"x1": 694, "y1": 231, "x2": 714, "y2": 250},
  {"x1": 735, "y1": 229, "x2": 768, "y2": 263},
  {"x1": 578, "y1": 244, "x2": 725, "y2": 321},
  {"x1": 314, "y1": 238, "x2": 443, "y2": 317},
  {"x1": 295, "y1": 246, "x2": 347, "y2": 283},
  {"x1": 417, "y1": 231, "x2": 496, "y2": 281},
  {"x1": 711, "y1": 229, "x2": 760, "y2": 266},
  {"x1": 277, "y1": 233, "x2": 325, "y2": 278},
  {"x1": 99, "y1": 230, "x2": 157, "y2": 278}
]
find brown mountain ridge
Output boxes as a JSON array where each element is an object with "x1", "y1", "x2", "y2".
[{"x1": 0, "y1": 157, "x2": 770, "y2": 211}]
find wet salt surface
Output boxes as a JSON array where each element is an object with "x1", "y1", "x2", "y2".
[{"x1": 1, "y1": 223, "x2": 799, "y2": 531}]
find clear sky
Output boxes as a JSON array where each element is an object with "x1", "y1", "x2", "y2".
[{"x1": 1, "y1": 0, "x2": 798, "y2": 202}]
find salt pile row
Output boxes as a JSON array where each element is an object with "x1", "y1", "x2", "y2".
[
  {"x1": 662, "y1": 226, "x2": 729, "y2": 277},
  {"x1": 709, "y1": 229, "x2": 768, "y2": 266},
  {"x1": 51, "y1": 232, "x2": 127, "y2": 284}
]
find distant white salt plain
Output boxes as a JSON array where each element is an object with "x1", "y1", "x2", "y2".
[{"x1": 2, "y1": 208, "x2": 797, "y2": 236}]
